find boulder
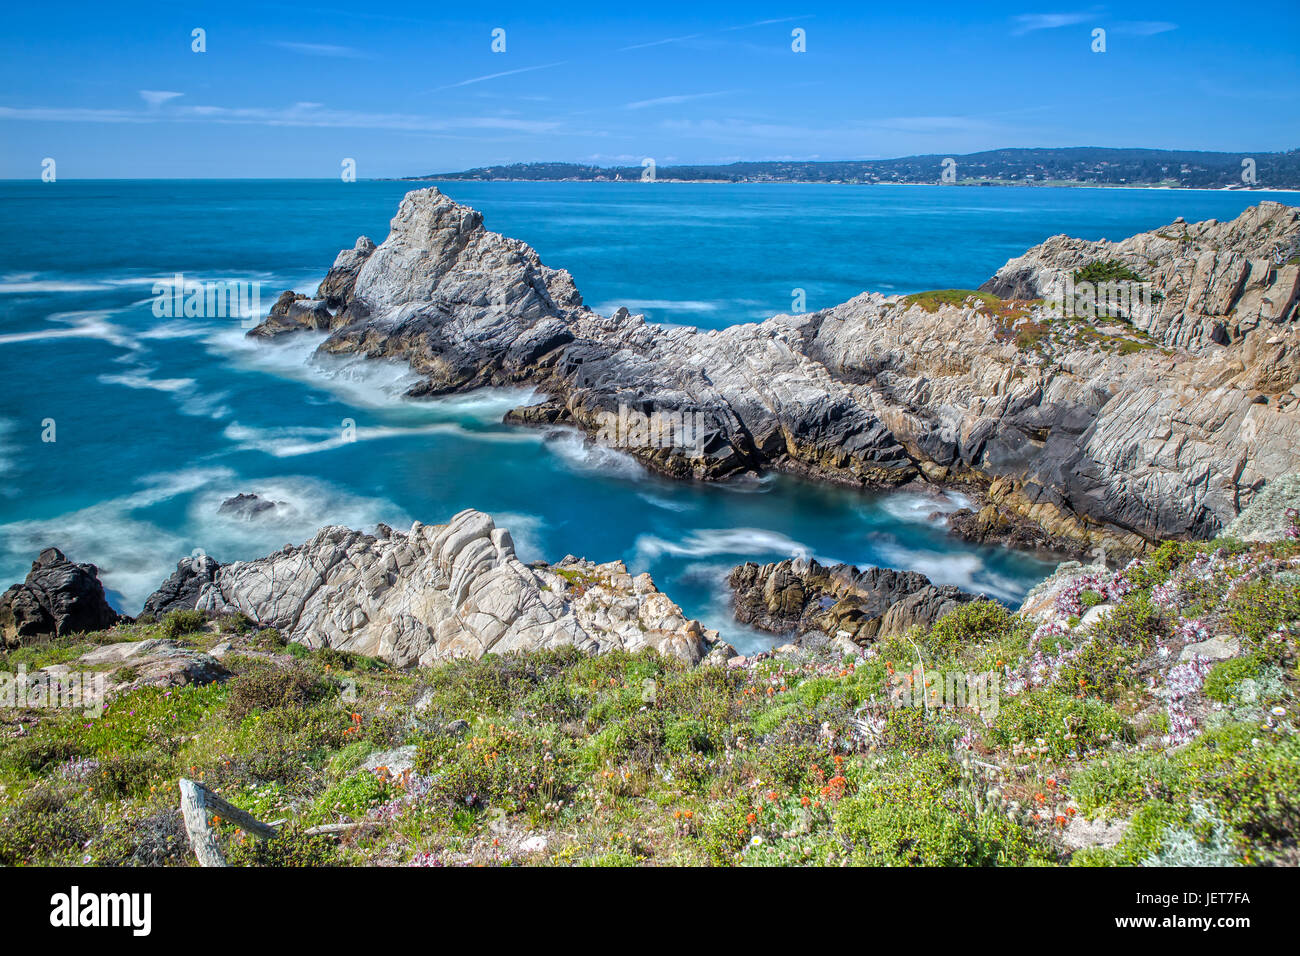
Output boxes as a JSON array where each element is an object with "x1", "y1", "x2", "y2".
[
  {"x1": 729, "y1": 557, "x2": 974, "y2": 645},
  {"x1": 0, "y1": 548, "x2": 119, "y2": 646}
]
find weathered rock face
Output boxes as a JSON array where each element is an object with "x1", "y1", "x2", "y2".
[
  {"x1": 1222, "y1": 472, "x2": 1300, "y2": 542},
  {"x1": 0, "y1": 548, "x2": 120, "y2": 646},
  {"x1": 252, "y1": 188, "x2": 1300, "y2": 556},
  {"x1": 191, "y1": 509, "x2": 710, "y2": 666},
  {"x1": 728, "y1": 557, "x2": 973, "y2": 645},
  {"x1": 142, "y1": 554, "x2": 224, "y2": 618},
  {"x1": 981, "y1": 203, "x2": 1300, "y2": 350}
]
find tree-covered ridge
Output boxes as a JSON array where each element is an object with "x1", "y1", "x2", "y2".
[{"x1": 412, "y1": 148, "x2": 1300, "y2": 189}]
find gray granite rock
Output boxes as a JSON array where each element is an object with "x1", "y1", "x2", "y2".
[{"x1": 193, "y1": 509, "x2": 707, "y2": 667}]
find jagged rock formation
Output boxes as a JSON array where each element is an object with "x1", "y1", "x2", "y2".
[
  {"x1": 729, "y1": 557, "x2": 974, "y2": 644},
  {"x1": 252, "y1": 188, "x2": 1300, "y2": 555},
  {"x1": 188, "y1": 509, "x2": 710, "y2": 666},
  {"x1": 142, "y1": 554, "x2": 224, "y2": 618},
  {"x1": 0, "y1": 548, "x2": 120, "y2": 646},
  {"x1": 981, "y1": 203, "x2": 1300, "y2": 350}
]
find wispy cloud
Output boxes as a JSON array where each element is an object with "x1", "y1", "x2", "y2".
[
  {"x1": 139, "y1": 90, "x2": 183, "y2": 109},
  {"x1": 870, "y1": 115, "x2": 995, "y2": 133},
  {"x1": 1010, "y1": 12, "x2": 1094, "y2": 35},
  {"x1": 619, "y1": 32, "x2": 704, "y2": 52},
  {"x1": 621, "y1": 15, "x2": 813, "y2": 52},
  {"x1": 1113, "y1": 21, "x2": 1178, "y2": 36},
  {"x1": 429, "y1": 61, "x2": 568, "y2": 92},
  {"x1": 269, "y1": 40, "x2": 369, "y2": 59},
  {"x1": 0, "y1": 101, "x2": 561, "y2": 134},
  {"x1": 624, "y1": 91, "x2": 734, "y2": 110}
]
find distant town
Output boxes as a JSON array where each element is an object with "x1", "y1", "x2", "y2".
[{"x1": 410, "y1": 147, "x2": 1300, "y2": 189}]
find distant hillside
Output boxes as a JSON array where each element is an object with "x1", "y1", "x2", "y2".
[{"x1": 410, "y1": 147, "x2": 1300, "y2": 189}]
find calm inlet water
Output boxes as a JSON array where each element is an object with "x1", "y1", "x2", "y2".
[{"x1": 1, "y1": 181, "x2": 1295, "y2": 651}]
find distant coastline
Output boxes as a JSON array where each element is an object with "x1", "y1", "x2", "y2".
[
  {"x1": 404, "y1": 147, "x2": 1300, "y2": 190},
  {"x1": 397, "y1": 177, "x2": 1300, "y2": 194}
]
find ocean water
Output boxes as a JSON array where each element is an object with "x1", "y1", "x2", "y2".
[{"x1": 1, "y1": 180, "x2": 1295, "y2": 652}]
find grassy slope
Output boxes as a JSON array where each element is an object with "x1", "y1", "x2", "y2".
[{"x1": 1, "y1": 534, "x2": 1297, "y2": 867}]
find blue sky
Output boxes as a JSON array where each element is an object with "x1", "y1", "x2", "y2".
[{"x1": 1, "y1": 1, "x2": 1296, "y2": 178}]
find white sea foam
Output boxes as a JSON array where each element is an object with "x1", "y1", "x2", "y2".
[
  {"x1": 0, "y1": 310, "x2": 136, "y2": 349},
  {"x1": 673, "y1": 560, "x2": 780, "y2": 655},
  {"x1": 593, "y1": 298, "x2": 720, "y2": 314},
  {"x1": 98, "y1": 369, "x2": 197, "y2": 393},
  {"x1": 878, "y1": 489, "x2": 972, "y2": 525},
  {"x1": 0, "y1": 467, "x2": 409, "y2": 612},
  {"x1": 636, "y1": 491, "x2": 695, "y2": 512},
  {"x1": 206, "y1": 328, "x2": 426, "y2": 409},
  {"x1": 633, "y1": 527, "x2": 827, "y2": 564},
  {"x1": 542, "y1": 429, "x2": 648, "y2": 480},
  {"x1": 488, "y1": 511, "x2": 545, "y2": 562},
  {"x1": 872, "y1": 540, "x2": 1021, "y2": 602},
  {"x1": 0, "y1": 468, "x2": 236, "y2": 609}
]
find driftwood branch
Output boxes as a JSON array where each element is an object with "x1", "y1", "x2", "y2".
[
  {"x1": 178, "y1": 778, "x2": 230, "y2": 867},
  {"x1": 178, "y1": 778, "x2": 377, "y2": 865}
]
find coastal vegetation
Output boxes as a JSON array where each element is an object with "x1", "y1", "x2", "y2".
[{"x1": 2, "y1": 526, "x2": 1296, "y2": 867}]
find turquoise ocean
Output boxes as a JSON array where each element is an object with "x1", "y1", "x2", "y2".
[{"x1": 2, "y1": 181, "x2": 1295, "y2": 651}]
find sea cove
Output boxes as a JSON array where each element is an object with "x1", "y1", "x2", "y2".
[{"x1": 1, "y1": 180, "x2": 1297, "y2": 656}]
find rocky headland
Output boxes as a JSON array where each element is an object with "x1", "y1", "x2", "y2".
[{"x1": 252, "y1": 188, "x2": 1300, "y2": 558}]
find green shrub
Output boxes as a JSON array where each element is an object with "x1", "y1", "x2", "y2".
[
  {"x1": 992, "y1": 690, "x2": 1129, "y2": 758},
  {"x1": 925, "y1": 599, "x2": 1017, "y2": 660},
  {"x1": 1203, "y1": 653, "x2": 1267, "y2": 703},
  {"x1": 315, "y1": 771, "x2": 393, "y2": 819},
  {"x1": 835, "y1": 752, "x2": 1047, "y2": 866},
  {"x1": 1052, "y1": 639, "x2": 1143, "y2": 701},
  {"x1": 161, "y1": 609, "x2": 207, "y2": 640},
  {"x1": 1088, "y1": 593, "x2": 1167, "y2": 649},
  {"x1": 226, "y1": 665, "x2": 333, "y2": 721},
  {"x1": 1226, "y1": 577, "x2": 1300, "y2": 651},
  {"x1": 0, "y1": 787, "x2": 94, "y2": 865},
  {"x1": 226, "y1": 825, "x2": 340, "y2": 867}
]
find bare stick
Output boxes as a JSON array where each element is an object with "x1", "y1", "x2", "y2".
[{"x1": 178, "y1": 778, "x2": 228, "y2": 868}]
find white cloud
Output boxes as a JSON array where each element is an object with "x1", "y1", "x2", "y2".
[
  {"x1": 1114, "y1": 21, "x2": 1178, "y2": 36},
  {"x1": 624, "y1": 91, "x2": 734, "y2": 110},
  {"x1": 1010, "y1": 12, "x2": 1093, "y2": 35},
  {"x1": 430, "y1": 61, "x2": 568, "y2": 92},
  {"x1": 139, "y1": 90, "x2": 183, "y2": 108},
  {"x1": 0, "y1": 101, "x2": 560, "y2": 134},
  {"x1": 270, "y1": 41, "x2": 369, "y2": 59}
]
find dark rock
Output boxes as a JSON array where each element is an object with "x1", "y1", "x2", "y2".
[
  {"x1": 0, "y1": 548, "x2": 120, "y2": 646},
  {"x1": 317, "y1": 236, "x2": 376, "y2": 311},
  {"x1": 218, "y1": 493, "x2": 289, "y2": 521},
  {"x1": 729, "y1": 557, "x2": 974, "y2": 645},
  {"x1": 141, "y1": 554, "x2": 224, "y2": 617}
]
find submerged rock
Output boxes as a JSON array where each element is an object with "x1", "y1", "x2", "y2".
[
  {"x1": 188, "y1": 509, "x2": 709, "y2": 667},
  {"x1": 218, "y1": 492, "x2": 292, "y2": 521},
  {"x1": 249, "y1": 188, "x2": 1300, "y2": 557},
  {"x1": 0, "y1": 548, "x2": 120, "y2": 646}
]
